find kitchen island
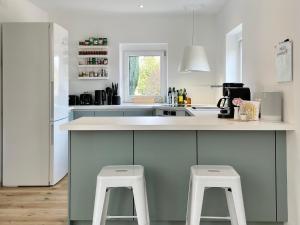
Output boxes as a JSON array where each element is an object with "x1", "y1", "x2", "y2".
[{"x1": 62, "y1": 111, "x2": 293, "y2": 225}]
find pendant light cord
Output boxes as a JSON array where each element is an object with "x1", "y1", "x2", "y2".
[{"x1": 192, "y1": 8, "x2": 195, "y2": 45}]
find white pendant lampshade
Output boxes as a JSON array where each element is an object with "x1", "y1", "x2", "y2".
[
  {"x1": 179, "y1": 45, "x2": 210, "y2": 72},
  {"x1": 179, "y1": 8, "x2": 210, "y2": 73}
]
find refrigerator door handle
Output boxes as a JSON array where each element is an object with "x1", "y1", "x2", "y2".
[{"x1": 50, "y1": 81, "x2": 54, "y2": 121}]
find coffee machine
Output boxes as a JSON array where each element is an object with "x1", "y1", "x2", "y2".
[{"x1": 217, "y1": 83, "x2": 251, "y2": 118}]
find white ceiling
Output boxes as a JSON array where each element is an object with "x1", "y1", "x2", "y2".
[{"x1": 29, "y1": 0, "x2": 228, "y2": 15}]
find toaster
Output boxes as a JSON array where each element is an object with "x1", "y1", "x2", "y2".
[
  {"x1": 80, "y1": 93, "x2": 93, "y2": 105},
  {"x1": 69, "y1": 95, "x2": 80, "y2": 106}
]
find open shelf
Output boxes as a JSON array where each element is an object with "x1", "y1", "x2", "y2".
[
  {"x1": 78, "y1": 55, "x2": 108, "y2": 58},
  {"x1": 78, "y1": 45, "x2": 108, "y2": 49},
  {"x1": 78, "y1": 77, "x2": 109, "y2": 80},
  {"x1": 78, "y1": 38, "x2": 109, "y2": 80},
  {"x1": 78, "y1": 65, "x2": 108, "y2": 68}
]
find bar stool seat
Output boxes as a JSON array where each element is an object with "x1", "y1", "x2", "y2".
[
  {"x1": 92, "y1": 165, "x2": 149, "y2": 225},
  {"x1": 186, "y1": 165, "x2": 247, "y2": 225}
]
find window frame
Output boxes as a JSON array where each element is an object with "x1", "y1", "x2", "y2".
[
  {"x1": 226, "y1": 24, "x2": 243, "y2": 83},
  {"x1": 122, "y1": 50, "x2": 167, "y2": 103},
  {"x1": 238, "y1": 38, "x2": 243, "y2": 83}
]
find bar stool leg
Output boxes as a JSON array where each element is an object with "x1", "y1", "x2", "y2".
[
  {"x1": 187, "y1": 180, "x2": 205, "y2": 225},
  {"x1": 133, "y1": 180, "x2": 150, "y2": 225},
  {"x1": 231, "y1": 182, "x2": 247, "y2": 225},
  {"x1": 225, "y1": 188, "x2": 238, "y2": 225},
  {"x1": 100, "y1": 189, "x2": 111, "y2": 225},
  {"x1": 143, "y1": 178, "x2": 150, "y2": 224},
  {"x1": 92, "y1": 181, "x2": 108, "y2": 225}
]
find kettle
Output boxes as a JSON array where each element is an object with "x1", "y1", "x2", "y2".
[{"x1": 217, "y1": 97, "x2": 230, "y2": 115}]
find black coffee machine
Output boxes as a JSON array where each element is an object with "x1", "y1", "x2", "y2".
[{"x1": 217, "y1": 83, "x2": 251, "y2": 118}]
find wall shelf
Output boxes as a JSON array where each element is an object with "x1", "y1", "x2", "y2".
[
  {"x1": 78, "y1": 38, "x2": 109, "y2": 80},
  {"x1": 78, "y1": 77, "x2": 109, "y2": 80},
  {"x1": 78, "y1": 65, "x2": 108, "y2": 68},
  {"x1": 78, "y1": 45, "x2": 108, "y2": 49},
  {"x1": 78, "y1": 55, "x2": 108, "y2": 58}
]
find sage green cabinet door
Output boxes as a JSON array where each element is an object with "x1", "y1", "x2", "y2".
[
  {"x1": 73, "y1": 111, "x2": 94, "y2": 119},
  {"x1": 123, "y1": 110, "x2": 154, "y2": 117},
  {"x1": 69, "y1": 111, "x2": 74, "y2": 121},
  {"x1": 94, "y1": 110, "x2": 124, "y2": 117},
  {"x1": 197, "y1": 131, "x2": 276, "y2": 222},
  {"x1": 134, "y1": 131, "x2": 197, "y2": 221},
  {"x1": 70, "y1": 131, "x2": 133, "y2": 221}
]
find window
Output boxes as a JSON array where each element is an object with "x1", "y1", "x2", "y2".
[
  {"x1": 121, "y1": 44, "x2": 167, "y2": 103},
  {"x1": 226, "y1": 24, "x2": 243, "y2": 83}
]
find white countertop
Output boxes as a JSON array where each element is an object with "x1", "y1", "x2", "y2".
[
  {"x1": 61, "y1": 109, "x2": 294, "y2": 131},
  {"x1": 69, "y1": 104, "x2": 216, "y2": 111},
  {"x1": 69, "y1": 104, "x2": 157, "y2": 110}
]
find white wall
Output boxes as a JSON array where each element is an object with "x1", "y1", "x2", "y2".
[
  {"x1": 0, "y1": 0, "x2": 49, "y2": 184},
  {"x1": 216, "y1": 0, "x2": 299, "y2": 224},
  {"x1": 51, "y1": 11, "x2": 219, "y2": 104},
  {"x1": 0, "y1": 0, "x2": 49, "y2": 22}
]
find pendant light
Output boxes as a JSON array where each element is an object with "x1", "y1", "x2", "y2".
[{"x1": 179, "y1": 9, "x2": 210, "y2": 73}]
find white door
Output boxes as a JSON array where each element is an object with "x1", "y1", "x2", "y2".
[
  {"x1": 50, "y1": 118, "x2": 68, "y2": 185},
  {"x1": 51, "y1": 23, "x2": 69, "y2": 122}
]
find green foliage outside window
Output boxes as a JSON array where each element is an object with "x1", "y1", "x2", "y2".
[{"x1": 129, "y1": 56, "x2": 161, "y2": 96}]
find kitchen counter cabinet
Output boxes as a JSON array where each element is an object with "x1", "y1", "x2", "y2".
[
  {"x1": 134, "y1": 131, "x2": 196, "y2": 221},
  {"x1": 69, "y1": 131, "x2": 133, "y2": 221},
  {"x1": 68, "y1": 130, "x2": 287, "y2": 225},
  {"x1": 73, "y1": 110, "x2": 94, "y2": 120},
  {"x1": 94, "y1": 110, "x2": 124, "y2": 117},
  {"x1": 71, "y1": 109, "x2": 155, "y2": 119},
  {"x1": 123, "y1": 109, "x2": 154, "y2": 117},
  {"x1": 197, "y1": 131, "x2": 280, "y2": 222}
]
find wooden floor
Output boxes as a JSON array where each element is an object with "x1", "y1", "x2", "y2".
[{"x1": 0, "y1": 177, "x2": 68, "y2": 225}]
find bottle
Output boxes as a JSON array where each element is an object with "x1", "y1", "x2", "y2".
[
  {"x1": 172, "y1": 87, "x2": 176, "y2": 106},
  {"x1": 176, "y1": 90, "x2": 179, "y2": 106},
  {"x1": 178, "y1": 89, "x2": 183, "y2": 105},
  {"x1": 168, "y1": 87, "x2": 172, "y2": 104},
  {"x1": 183, "y1": 88, "x2": 187, "y2": 105}
]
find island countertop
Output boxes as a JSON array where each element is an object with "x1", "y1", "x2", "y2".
[{"x1": 61, "y1": 110, "x2": 294, "y2": 131}]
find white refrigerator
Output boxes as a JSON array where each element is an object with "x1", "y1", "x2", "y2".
[{"x1": 2, "y1": 23, "x2": 69, "y2": 186}]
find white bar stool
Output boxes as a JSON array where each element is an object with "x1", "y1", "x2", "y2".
[
  {"x1": 186, "y1": 165, "x2": 247, "y2": 225},
  {"x1": 92, "y1": 165, "x2": 150, "y2": 225}
]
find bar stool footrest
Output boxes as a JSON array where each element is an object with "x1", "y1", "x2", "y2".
[
  {"x1": 107, "y1": 216, "x2": 138, "y2": 220},
  {"x1": 200, "y1": 216, "x2": 231, "y2": 221}
]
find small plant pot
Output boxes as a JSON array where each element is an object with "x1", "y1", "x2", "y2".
[{"x1": 112, "y1": 96, "x2": 121, "y2": 105}]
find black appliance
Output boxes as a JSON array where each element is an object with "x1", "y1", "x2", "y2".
[
  {"x1": 217, "y1": 83, "x2": 251, "y2": 118},
  {"x1": 69, "y1": 95, "x2": 80, "y2": 106},
  {"x1": 94, "y1": 90, "x2": 106, "y2": 105},
  {"x1": 80, "y1": 93, "x2": 93, "y2": 105},
  {"x1": 106, "y1": 87, "x2": 113, "y2": 105},
  {"x1": 222, "y1": 83, "x2": 244, "y2": 96}
]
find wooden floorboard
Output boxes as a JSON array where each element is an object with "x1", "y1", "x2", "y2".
[{"x1": 0, "y1": 177, "x2": 68, "y2": 225}]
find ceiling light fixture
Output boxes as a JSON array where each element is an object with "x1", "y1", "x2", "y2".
[
  {"x1": 138, "y1": 0, "x2": 144, "y2": 9},
  {"x1": 179, "y1": 9, "x2": 210, "y2": 73}
]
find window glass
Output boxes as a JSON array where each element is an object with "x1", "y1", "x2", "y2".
[
  {"x1": 226, "y1": 24, "x2": 243, "y2": 83},
  {"x1": 129, "y1": 56, "x2": 161, "y2": 97}
]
